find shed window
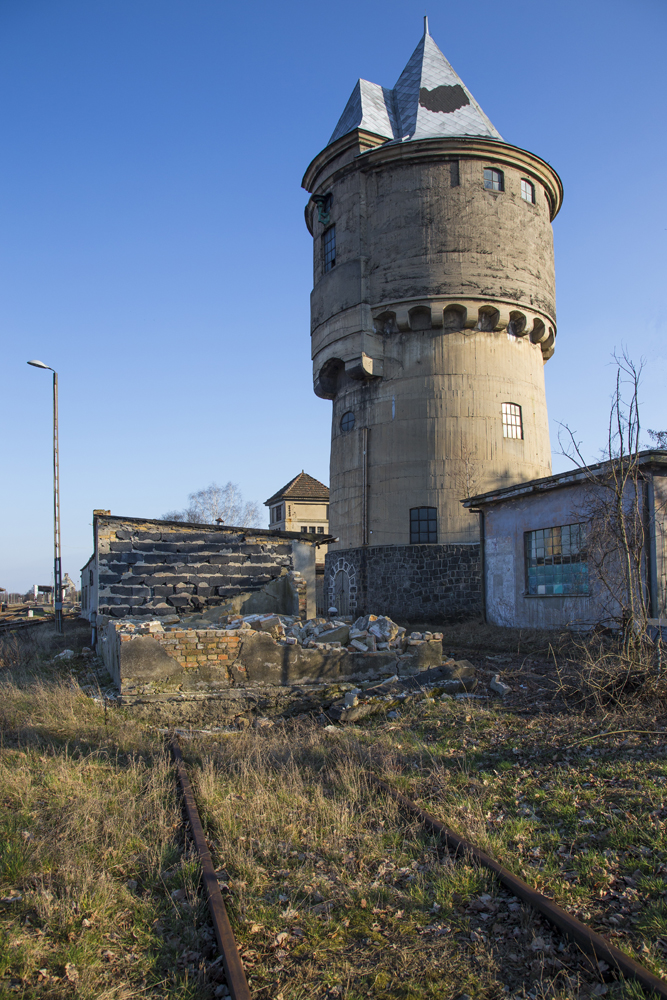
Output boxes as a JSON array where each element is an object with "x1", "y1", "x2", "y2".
[
  {"x1": 525, "y1": 523, "x2": 588, "y2": 595},
  {"x1": 502, "y1": 402, "x2": 523, "y2": 439},
  {"x1": 410, "y1": 507, "x2": 437, "y2": 544},
  {"x1": 521, "y1": 179, "x2": 535, "y2": 203},
  {"x1": 322, "y1": 225, "x2": 336, "y2": 272},
  {"x1": 483, "y1": 168, "x2": 504, "y2": 192}
]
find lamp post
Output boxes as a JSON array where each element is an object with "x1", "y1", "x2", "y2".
[{"x1": 27, "y1": 360, "x2": 63, "y2": 635}]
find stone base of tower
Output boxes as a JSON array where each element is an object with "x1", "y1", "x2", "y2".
[{"x1": 325, "y1": 545, "x2": 481, "y2": 623}]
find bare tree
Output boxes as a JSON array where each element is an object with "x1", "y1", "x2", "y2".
[
  {"x1": 454, "y1": 442, "x2": 480, "y2": 499},
  {"x1": 558, "y1": 350, "x2": 651, "y2": 651},
  {"x1": 162, "y1": 481, "x2": 261, "y2": 527},
  {"x1": 648, "y1": 429, "x2": 667, "y2": 449}
]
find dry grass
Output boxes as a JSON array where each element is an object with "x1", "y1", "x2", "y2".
[
  {"x1": 3, "y1": 620, "x2": 667, "y2": 999},
  {"x1": 179, "y1": 710, "x2": 665, "y2": 1000},
  {"x1": 0, "y1": 626, "x2": 221, "y2": 999}
]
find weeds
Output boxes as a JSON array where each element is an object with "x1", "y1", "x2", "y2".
[{"x1": 554, "y1": 633, "x2": 667, "y2": 714}]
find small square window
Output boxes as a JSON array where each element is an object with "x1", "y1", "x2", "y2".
[
  {"x1": 322, "y1": 225, "x2": 336, "y2": 272},
  {"x1": 301, "y1": 526, "x2": 308, "y2": 533},
  {"x1": 317, "y1": 526, "x2": 325, "y2": 534},
  {"x1": 502, "y1": 402, "x2": 523, "y2": 439},
  {"x1": 521, "y1": 179, "x2": 535, "y2": 204},
  {"x1": 483, "y1": 168, "x2": 504, "y2": 192}
]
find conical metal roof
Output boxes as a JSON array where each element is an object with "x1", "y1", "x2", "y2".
[{"x1": 329, "y1": 19, "x2": 502, "y2": 146}]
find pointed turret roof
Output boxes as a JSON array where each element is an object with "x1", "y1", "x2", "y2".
[{"x1": 329, "y1": 18, "x2": 502, "y2": 146}]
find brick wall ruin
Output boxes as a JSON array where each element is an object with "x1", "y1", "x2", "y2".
[{"x1": 99, "y1": 615, "x2": 445, "y2": 719}]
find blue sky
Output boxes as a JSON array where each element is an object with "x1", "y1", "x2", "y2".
[{"x1": 1, "y1": 0, "x2": 665, "y2": 592}]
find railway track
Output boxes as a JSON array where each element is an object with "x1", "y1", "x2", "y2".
[
  {"x1": 0, "y1": 611, "x2": 81, "y2": 634},
  {"x1": 171, "y1": 739, "x2": 252, "y2": 1000},
  {"x1": 171, "y1": 737, "x2": 667, "y2": 1000}
]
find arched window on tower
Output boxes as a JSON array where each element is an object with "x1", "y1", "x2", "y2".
[
  {"x1": 521, "y1": 179, "x2": 535, "y2": 204},
  {"x1": 502, "y1": 402, "x2": 523, "y2": 439},
  {"x1": 322, "y1": 225, "x2": 336, "y2": 272},
  {"x1": 483, "y1": 168, "x2": 504, "y2": 192},
  {"x1": 410, "y1": 507, "x2": 437, "y2": 544}
]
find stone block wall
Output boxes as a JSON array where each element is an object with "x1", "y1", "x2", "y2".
[
  {"x1": 91, "y1": 515, "x2": 317, "y2": 620},
  {"x1": 325, "y1": 544, "x2": 481, "y2": 622}
]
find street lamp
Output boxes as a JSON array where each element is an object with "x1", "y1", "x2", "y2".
[{"x1": 27, "y1": 360, "x2": 63, "y2": 635}]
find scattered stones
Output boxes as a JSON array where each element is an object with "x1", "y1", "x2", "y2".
[
  {"x1": 252, "y1": 717, "x2": 274, "y2": 729},
  {"x1": 53, "y1": 649, "x2": 75, "y2": 660},
  {"x1": 490, "y1": 674, "x2": 512, "y2": 697}
]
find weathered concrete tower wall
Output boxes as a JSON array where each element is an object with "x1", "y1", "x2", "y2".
[{"x1": 302, "y1": 28, "x2": 563, "y2": 620}]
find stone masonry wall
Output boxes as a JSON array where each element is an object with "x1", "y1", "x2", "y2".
[
  {"x1": 325, "y1": 544, "x2": 481, "y2": 622},
  {"x1": 95, "y1": 516, "x2": 316, "y2": 619}
]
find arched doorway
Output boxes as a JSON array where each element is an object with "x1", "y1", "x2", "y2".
[{"x1": 333, "y1": 569, "x2": 350, "y2": 616}]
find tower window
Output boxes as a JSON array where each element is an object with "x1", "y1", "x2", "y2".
[
  {"x1": 322, "y1": 225, "x2": 336, "y2": 272},
  {"x1": 483, "y1": 168, "x2": 504, "y2": 192},
  {"x1": 340, "y1": 411, "x2": 355, "y2": 433},
  {"x1": 521, "y1": 179, "x2": 535, "y2": 203},
  {"x1": 271, "y1": 504, "x2": 283, "y2": 523},
  {"x1": 502, "y1": 402, "x2": 523, "y2": 439},
  {"x1": 450, "y1": 160, "x2": 460, "y2": 187},
  {"x1": 410, "y1": 507, "x2": 437, "y2": 544}
]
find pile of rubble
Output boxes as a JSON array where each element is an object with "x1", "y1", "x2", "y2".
[{"x1": 110, "y1": 610, "x2": 442, "y2": 655}]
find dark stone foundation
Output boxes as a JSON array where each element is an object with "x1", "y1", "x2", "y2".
[{"x1": 325, "y1": 543, "x2": 481, "y2": 622}]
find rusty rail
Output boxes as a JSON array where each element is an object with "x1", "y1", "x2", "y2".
[
  {"x1": 171, "y1": 739, "x2": 252, "y2": 1000},
  {"x1": 370, "y1": 774, "x2": 667, "y2": 999}
]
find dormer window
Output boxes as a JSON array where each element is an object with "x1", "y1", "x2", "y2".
[
  {"x1": 483, "y1": 168, "x2": 504, "y2": 192},
  {"x1": 322, "y1": 225, "x2": 336, "y2": 272},
  {"x1": 521, "y1": 179, "x2": 535, "y2": 204}
]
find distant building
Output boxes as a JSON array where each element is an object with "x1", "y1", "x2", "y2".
[{"x1": 264, "y1": 472, "x2": 330, "y2": 613}]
